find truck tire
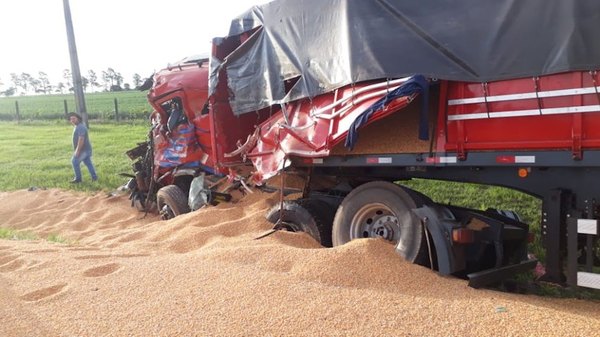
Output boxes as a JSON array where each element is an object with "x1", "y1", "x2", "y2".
[
  {"x1": 332, "y1": 181, "x2": 428, "y2": 264},
  {"x1": 266, "y1": 199, "x2": 334, "y2": 247},
  {"x1": 157, "y1": 185, "x2": 190, "y2": 220}
]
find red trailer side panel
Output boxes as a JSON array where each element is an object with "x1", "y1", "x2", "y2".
[{"x1": 445, "y1": 71, "x2": 600, "y2": 154}]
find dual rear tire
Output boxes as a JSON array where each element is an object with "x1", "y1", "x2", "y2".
[
  {"x1": 332, "y1": 181, "x2": 429, "y2": 264},
  {"x1": 266, "y1": 198, "x2": 336, "y2": 247},
  {"x1": 266, "y1": 181, "x2": 428, "y2": 264}
]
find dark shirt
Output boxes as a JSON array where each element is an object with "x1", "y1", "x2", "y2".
[{"x1": 72, "y1": 123, "x2": 92, "y2": 153}]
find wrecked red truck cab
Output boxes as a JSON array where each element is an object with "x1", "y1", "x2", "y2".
[{"x1": 126, "y1": 56, "x2": 230, "y2": 220}]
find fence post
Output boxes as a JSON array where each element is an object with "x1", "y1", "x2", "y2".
[
  {"x1": 114, "y1": 98, "x2": 120, "y2": 122},
  {"x1": 63, "y1": 100, "x2": 69, "y2": 117},
  {"x1": 15, "y1": 101, "x2": 20, "y2": 123}
]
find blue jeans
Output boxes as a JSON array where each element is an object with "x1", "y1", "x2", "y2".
[{"x1": 72, "y1": 150, "x2": 97, "y2": 181}]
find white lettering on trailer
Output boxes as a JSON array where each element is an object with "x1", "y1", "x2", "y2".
[
  {"x1": 312, "y1": 158, "x2": 324, "y2": 164},
  {"x1": 515, "y1": 156, "x2": 536, "y2": 164},
  {"x1": 448, "y1": 86, "x2": 600, "y2": 106},
  {"x1": 577, "y1": 272, "x2": 600, "y2": 290},
  {"x1": 577, "y1": 219, "x2": 598, "y2": 235},
  {"x1": 448, "y1": 105, "x2": 600, "y2": 121}
]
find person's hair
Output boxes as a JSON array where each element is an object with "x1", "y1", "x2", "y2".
[{"x1": 67, "y1": 112, "x2": 82, "y2": 121}]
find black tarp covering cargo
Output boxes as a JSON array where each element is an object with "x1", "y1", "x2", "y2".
[{"x1": 209, "y1": 0, "x2": 600, "y2": 115}]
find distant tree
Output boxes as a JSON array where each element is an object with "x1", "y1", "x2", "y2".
[
  {"x1": 10, "y1": 73, "x2": 21, "y2": 94},
  {"x1": 1, "y1": 87, "x2": 16, "y2": 97},
  {"x1": 38, "y1": 72, "x2": 52, "y2": 94},
  {"x1": 56, "y1": 82, "x2": 66, "y2": 94},
  {"x1": 132, "y1": 73, "x2": 142, "y2": 89},
  {"x1": 30, "y1": 78, "x2": 42, "y2": 94},
  {"x1": 101, "y1": 69, "x2": 111, "y2": 91},
  {"x1": 116, "y1": 72, "x2": 123, "y2": 87},
  {"x1": 123, "y1": 83, "x2": 131, "y2": 91},
  {"x1": 19, "y1": 73, "x2": 32, "y2": 94},
  {"x1": 82, "y1": 76, "x2": 89, "y2": 92},
  {"x1": 63, "y1": 69, "x2": 73, "y2": 91},
  {"x1": 88, "y1": 70, "x2": 99, "y2": 92},
  {"x1": 102, "y1": 68, "x2": 123, "y2": 91}
]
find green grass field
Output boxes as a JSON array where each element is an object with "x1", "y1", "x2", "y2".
[
  {"x1": 0, "y1": 120, "x2": 148, "y2": 191},
  {"x1": 0, "y1": 91, "x2": 152, "y2": 121}
]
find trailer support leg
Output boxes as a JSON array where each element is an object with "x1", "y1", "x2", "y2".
[
  {"x1": 539, "y1": 189, "x2": 569, "y2": 284},
  {"x1": 567, "y1": 217, "x2": 578, "y2": 287}
]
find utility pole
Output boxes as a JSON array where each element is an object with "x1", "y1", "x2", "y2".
[{"x1": 63, "y1": 0, "x2": 88, "y2": 126}]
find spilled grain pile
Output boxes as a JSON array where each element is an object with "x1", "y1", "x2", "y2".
[{"x1": 0, "y1": 189, "x2": 598, "y2": 337}]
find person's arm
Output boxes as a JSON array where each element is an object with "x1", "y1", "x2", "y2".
[{"x1": 74, "y1": 135, "x2": 85, "y2": 157}]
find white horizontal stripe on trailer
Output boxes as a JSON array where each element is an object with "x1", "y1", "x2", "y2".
[
  {"x1": 448, "y1": 86, "x2": 600, "y2": 106},
  {"x1": 312, "y1": 158, "x2": 324, "y2": 164},
  {"x1": 448, "y1": 105, "x2": 600, "y2": 121},
  {"x1": 577, "y1": 219, "x2": 598, "y2": 235},
  {"x1": 577, "y1": 272, "x2": 600, "y2": 290},
  {"x1": 439, "y1": 156, "x2": 457, "y2": 163},
  {"x1": 515, "y1": 156, "x2": 536, "y2": 164}
]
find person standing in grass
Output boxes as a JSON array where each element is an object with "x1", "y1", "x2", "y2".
[{"x1": 68, "y1": 112, "x2": 98, "y2": 183}]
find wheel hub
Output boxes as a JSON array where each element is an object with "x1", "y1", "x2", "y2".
[
  {"x1": 351, "y1": 204, "x2": 401, "y2": 243},
  {"x1": 160, "y1": 204, "x2": 175, "y2": 220},
  {"x1": 372, "y1": 215, "x2": 398, "y2": 240}
]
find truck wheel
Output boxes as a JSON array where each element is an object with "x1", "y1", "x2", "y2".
[
  {"x1": 157, "y1": 185, "x2": 190, "y2": 220},
  {"x1": 332, "y1": 181, "x2": 428, "y2": 264},
  {"x1": 266, "y1": 199, "x2": 334, "y2": 247}
]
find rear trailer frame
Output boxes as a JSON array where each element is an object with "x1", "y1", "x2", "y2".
[
  {"x1": 568, "y1": 218, "x2": 600, "y2": 290},
  {"x1": 291, "y1": 148, "x2": 600, "y2": 289}
]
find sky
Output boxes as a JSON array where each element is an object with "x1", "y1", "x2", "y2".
[{"x1": 0, "y1": 0, "x2": 271, "y2": 89}]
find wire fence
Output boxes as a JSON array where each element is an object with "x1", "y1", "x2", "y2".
[{"x1": 0, "y1": 92, "x2": 152, "y2": 122}]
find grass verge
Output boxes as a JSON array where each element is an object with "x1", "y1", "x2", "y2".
[{"x1": 0, "y1": 120, "x2": 148, "y2": 192}]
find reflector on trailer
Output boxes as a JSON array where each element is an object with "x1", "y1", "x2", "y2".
[
  {"x1": 496, "y1": 156, "x2": 536, "y2": 164},
  {"x1": 425, "y1": 156, "x2": 458, "y2": 164},
  {"x1": 518, "y1": 168, "x2": 529, "y2": 178},
  {"x1": 366, "y1": 157, "x2": 393, "y2": 164},
  {"x1": 452, "y1": 228, "x2": 475, "y2": 244}
]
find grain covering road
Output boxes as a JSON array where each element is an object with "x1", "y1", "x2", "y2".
[{"x1": 0, "y1": 189, "x2": 598, "y2": 336}]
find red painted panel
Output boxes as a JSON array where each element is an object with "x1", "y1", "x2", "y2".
[{"x1": 445, "y1": 71, "x2": 600, "y2": 152}]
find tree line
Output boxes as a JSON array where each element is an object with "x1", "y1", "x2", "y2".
[{"x1": 0, "y1": 68, "x2": 147, "y2": 97}]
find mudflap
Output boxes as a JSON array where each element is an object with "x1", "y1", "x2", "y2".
[
  {"x1": 411, "y1": 205, "x2": 465, "y2": 275},
  {"x1": 412, "y1": 204, "x2": 535, "y2": 288},
  {"x1": 467, "y1": 259, "x2": 537, "y2": 289}
]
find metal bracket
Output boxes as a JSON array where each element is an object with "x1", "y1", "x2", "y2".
[
  {"x1": 467, "y1": 259, "x2": 537, "y2": 289},
  {"x1": 482, "y1": 82, "x2": 491, "y2": 118},
  {"x1": 533, "y1": 76, "x2": 543, "y2": 115},
  {"x1": 539, "y1": 189, "x2": 571, "y2": 285}
]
